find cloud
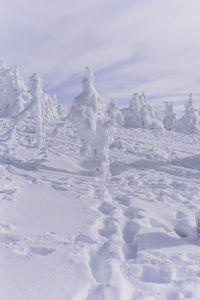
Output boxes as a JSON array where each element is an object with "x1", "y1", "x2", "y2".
[{"x1": 1, "y1": 0, "x2": 200, "y2": 112}]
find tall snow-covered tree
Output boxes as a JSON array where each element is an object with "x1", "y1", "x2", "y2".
[
  {"x1": 70, "y1": 66, "x2": 105, "y2": 157},
  {"x1": 0, "y1": 62, "x2": 39, "y2": 144},
  {"x1": 17, "y1": 73, "x2": 60, "y2": 149},
  {"x1": 71, "y1": 67, "x2": 113, "y2": 176},
  {"x1": 163, "y1": 102, "x2": 176, "y2": 131},
  {"x1": 0, "y1": 62, "x2": 31, "y2": 118},
  {"x1": 176, "y1": 93, "x2": 200, "y2": 134}
]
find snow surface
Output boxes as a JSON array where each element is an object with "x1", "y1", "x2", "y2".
[{"x1": 1, "y1": 126, "x2": 200, "y2": 299}]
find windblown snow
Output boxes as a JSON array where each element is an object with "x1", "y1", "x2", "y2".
[{"x1": 1, "y1": 63, "x2": 200, "y2": 300}]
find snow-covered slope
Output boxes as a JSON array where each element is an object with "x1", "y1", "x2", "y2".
[{"x1": 1, "y1": 127, "x2": 200, "y2": 300}]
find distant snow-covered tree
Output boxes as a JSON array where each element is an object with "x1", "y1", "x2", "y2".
[
  {"x1": 107, "y1": 99, "x2": 124, "y2": 126},
  {"x1": 163, "y1": 102, "x2": 176, "y2": 131},
  {"x1": 175, "y1": 93, "x2": 200, "y2": 134},
  {"x1": 124, "y1": 93, "x2": 143, "y2": 128},
  {"x1": 124, "y1": 92, "x2": 164, "y2": 130}
]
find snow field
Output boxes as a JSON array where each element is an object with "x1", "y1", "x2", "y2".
[{"x1": 0, "y1": 64, "x2": 200, "y2": 299}]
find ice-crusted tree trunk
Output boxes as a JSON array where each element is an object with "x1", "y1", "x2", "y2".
[
  {"x1": 70, "y1": 67, "x2": 112, "y2": 176},
  {"x1": 29, "y1": 73, "x2": 46, "y2": 150},
  {"x1": 163, "y1": 102, "x2": 176, "y2": 131},
  {"x1": 195, "y1": 211, "x2": 200, "y2": 242},
  {"x1": 175, "y1": 93, "x2": 200, "y2": 134},
  {"x1": 91, "y1": 117, "x2": 113, "y2": 176}
]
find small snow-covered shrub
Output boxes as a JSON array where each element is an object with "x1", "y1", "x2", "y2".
[
  {"x1": 107, "y1": 99, "x2": 124, "y2": 126},
  {"x1": 175, "y1": 93, "x2": 200, "y2": 134},
  {"x1": 124, "y1": 93, "x2": 143, "y2": 128},
  {"x1": 163, "y1": 101, "x2": 176, "y2": 131}
]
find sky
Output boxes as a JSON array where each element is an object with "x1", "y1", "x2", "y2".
[{"x1": 1, "y1": 0, "x2": 200, "y2": 111}]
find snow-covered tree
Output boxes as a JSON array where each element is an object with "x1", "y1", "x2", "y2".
[
  {"x1": 163, "y1": 102, "x2": 176, "y2": 131},
  {"x1": 124, "y1": 93, "x2": 143, "y2": 128},
  {"x1": 124, "y1": 92, "x2": 164, "y2": 130},
  {"x1": 107, "y1": 99, "x2": 124, "y2": 126},
  {"x1": 16, "y1": 73, "x2": 60, "y2": 150},
  {"x1": 0, "y1": 63, "x2": 38, "y2": 144},
  {"x1": 175, "y1": 93, "x2": 200, "y2": 134},
  {"x1": 0, "y1": 62, "x2": 31, "y2": 118},
  {"x1": 70, "y1": 67, "x2": 105, "y2": 157},
  {"x1": 71, "y1": 67, "x2": 113, "y2": 176}
]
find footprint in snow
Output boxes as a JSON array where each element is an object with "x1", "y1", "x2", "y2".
[
  {"x1": 98, "y1": 217, "x2": 118, "y2": 238},
  {"x1": 30, "y1": 246, "x2": 56, "y2": 256},
  {"x1": 122, "y1": 221, "x2": 140, "y2": 244},
  {"x1": 114, "y1": 195, "x2": 131, "y2": 207},
  {"x1": 75, "y1": 233, "x2": 96, "y2": 244},
  {"x1": 89, "y1": 241, "x2": 119, "y2": 283},
  {"x1": 149, "y1": 218, "x2": 170, "y2": 231},
  {"x1": 124, "y1": 207, "x2": 144, "y2": 219},
  {"x1": 98, "y1": 202, "x2": 116, "y2": 216},
  {"x1": 0, "y1": 189, "x2": 17, "y2": 195},
  {"x1": 0, "y1": 233, "x2": 20, "y2": 244},
  {"x1": 2, "y1": 196, "x2": 15, "y2": 202},
  {"x1": 23, "y1": 174, "x2": 37, "y2": 184},
  {"x1": 141, "y1": 263, "x2": 175, "y2": 284},
  {"x1": 122, "y1": 221, "x2": 140, "y2": 260},
  {"x1": 123, "y1": 241, "x2": 139, "y2": 260},
  {"x1": 176, "y1": 211, "x2": 187, "y2": 219},
  {"x1": 174, "y1": 221, "x2": 191, "y2": 238},
  {"x1": 0, "y1": 222, "x2": 15, "y2": 233},
  {"x1": 51, "y1": 184, "x2": 68, "y2": 191}
]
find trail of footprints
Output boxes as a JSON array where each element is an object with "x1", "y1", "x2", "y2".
[{"x1": 85, "y1": 184, "x2": 142, "y2": 299}]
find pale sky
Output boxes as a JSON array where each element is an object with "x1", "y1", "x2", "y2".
[{"x1": 1, "y1": 0, "x2": 200, "y2": 110}]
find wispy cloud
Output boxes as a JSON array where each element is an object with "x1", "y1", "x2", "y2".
[{"x1": 1, "y1": 0, "x2": 200, "y2": 111}]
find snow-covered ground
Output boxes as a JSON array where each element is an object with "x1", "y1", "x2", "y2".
[{"x1": 1, "y1": 127, "x2": 200, "y2": 300}]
